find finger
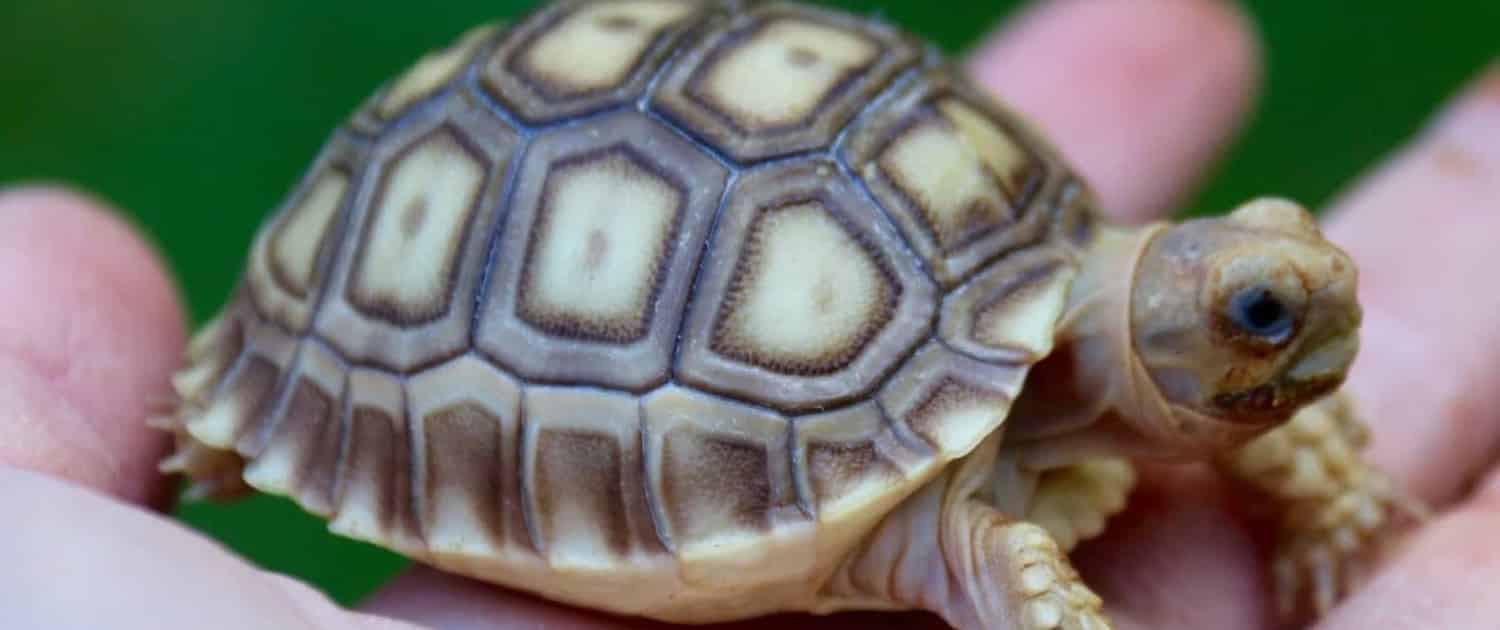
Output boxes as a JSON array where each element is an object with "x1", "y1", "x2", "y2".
[
  {"x1": 0, "y1": 186, "x2": 186, "y2": 507},
  {"x1": 1319, "y1": 63, "x2": 1500, "y2": 507},
  {"x1": 363, "y1": 568, "x2": 653, "y2": 630},
  {"x1": 968, "y1": 0, "x2": 1263, "y2": 223},
  {"x1": 364, "y1": 567, "x2": 939, "y2": 630},
  {"x1": 363, "y1": 0, "x2": 1263, "y2": 627},
  {"x1": 1315, "y1": 488, "x2": 1500, "y2": 629},
  {"x1": 0, "y1": 467, "x2": 418, "y2": 630},
  {"x1": 1070, "y1": 465, "x2": 1271, "y2": 630}
]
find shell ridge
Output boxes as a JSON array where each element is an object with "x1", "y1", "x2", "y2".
[
  {"x1": 516, "y1": 394, "x2": 545, "y2": 555},
  {"x1": 666, "y1": 167, "x2": 740, "y2": 378},
  {"x1": 468, "y1": 134, "x2": 535, "y2": 346},
  {"x1": 403, "y1": 385, "x2": 430, "y2": 549},
  {"x1": 232, "y1": 337, "x2": 304, "y2": 459},
  {"x1": 631, "y1": 1, "x2": 734, "y2": 114},
  {"x1": 637, "y1": 395, "x2": 678, "y2": 553}
]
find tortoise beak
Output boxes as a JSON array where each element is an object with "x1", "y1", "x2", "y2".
[
  {"x1": 1288, "y1": 331, "x2": 1359, "y2": 383},
  {"x1": 1210, "y1": 332, "x2": 1358, "y2": 424}
]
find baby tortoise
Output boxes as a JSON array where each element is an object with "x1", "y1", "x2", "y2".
[{"x1": 156, "y1": 1, "x2": 1420, "y2": 628}]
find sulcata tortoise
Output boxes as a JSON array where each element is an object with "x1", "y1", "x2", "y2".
[{"x1": 155, "y1": 1, "x2": 1420, "y2": 628}]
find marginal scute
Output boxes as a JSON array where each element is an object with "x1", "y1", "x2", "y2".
[
  {"x1": 407, "y1": 355, "x2": 529, "y2": 557},
  {"x1": 378, "y1": 22, "x2": 502, "y2": 118},
  {"x1": 242, "y1": 339, "x2": 348, "y2": 517},
  {"x1": 1048, "y1": 179, "x2": 1097, "y2": 251},
  {"x1": 652, "y1": 2, "x2": 920, "y2": 162},
  {"x1": 330, "y1": 368, "x2": 423, "y2": 553},
  {"x1": 844, "y1": 68, "x2": 1063, "y2": 287},
  {"x1": 792, "y1": 402, "x2": 927, "y2": 522},
  {"x1": 245, "y1": 134, "x2": 367, "y2": 332},
  {"x1": 482, "y1": 0, "x2": 715, "y2": 124},
  {"x1": 677, "y1": 160, "x2": 936, "y2": 412},
  {"x1": 315, "y1": 96, "x2": 520, "y2": 372},
  {"x1": 522, "y1": 387, "x2": 665, "y2": 570},
  {"x1": 172, "y1": 309, "x2": 245, "y2": 407},
  {"x1": 184, "y1": 313, "x2": 297, "y2": 453},
  {"x1": 640, "y1": 386, "x2": 809, "y2": 584},
  {"x1": 477, "y1": 111, "x2": 726, "y2": 392},
  {"x1": 941, "y1": 248, "x2": 1075, "y2": 365},
  {"x1": 879, "y1": 342, "x2": 1029, "y2": 456}
]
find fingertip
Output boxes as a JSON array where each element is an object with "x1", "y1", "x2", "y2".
[
  {"x1": 0, "y1": 185, "x2": 187, "y2": 506},
  {"x1": 1315, "y1": 58, "x2": 1500, "y2": 507},
  {"x1": 968, "y1": 0, "x2": 1264, "y2": 221},
  {"x1": 362, "y1": 567, "x2": 644, "y2": 630}
]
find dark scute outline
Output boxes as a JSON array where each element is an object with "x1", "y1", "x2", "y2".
[
  {"x1": 514, "y1": 142, "x2": 690, "y2": 345},
  {"x1": 484, "y1": 0, "x2": 718, "y2": 123},
  {"x1": 345, "y1": 124, "x2": 493, "y2": 327},
  {"x1": 708, "y1": 191, "x2": 904, "y2": 377}
]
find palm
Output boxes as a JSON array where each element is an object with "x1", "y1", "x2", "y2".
[{"x1": 4, "y1": 1, "x2": 1499, "y2": 629}]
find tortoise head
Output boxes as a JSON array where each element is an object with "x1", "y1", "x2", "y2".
[{"x1": 1121, "y1": 198, "x2": 1362, "y2": 452}]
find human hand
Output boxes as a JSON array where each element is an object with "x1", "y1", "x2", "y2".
[{"x1": 4, "y1": 0, "x2": 1499, "y2": 628}]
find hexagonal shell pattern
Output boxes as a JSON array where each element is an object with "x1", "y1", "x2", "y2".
[
  {"x1": 651, "y1": 2, "x2": 920, "y2": 163},
  {"x1": 244, "y1": 132, "x2": 368, "y2": 333},
  {"x1": 314, "y1": 94, "x2": 521, "y2": 372},
  {"x1": 842, "y1": 68, "x2": 1069, "y2": 288},
  {"x1": 676, "y1": 160, "x2": 936, "y2": 412},
  {"x1": 939, "y1": 246, "x2": 1075, "y2": 367},
  {"x1": 481, "y1": 0, "x2": 721, "y2": 124},
  {"x1": 475, "y1": 110, "x2": 729, "y2": 392}
]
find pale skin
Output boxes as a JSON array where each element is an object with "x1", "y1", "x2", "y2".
[{"x1": 4, "y1": 0, "x2": 1500, "y2": 628}]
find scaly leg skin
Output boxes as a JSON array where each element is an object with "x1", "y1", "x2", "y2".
[
  {"x1": 825, "y1": 436, "x2": 1112, "y2": 630},
  {"x1": 1218, "y1": 391, "x2": 1428, "y2": 622}
]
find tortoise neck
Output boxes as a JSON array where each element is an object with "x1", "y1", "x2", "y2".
[{"x1": 1003, "y1": 223, "x2": 1162, "y2": 449}]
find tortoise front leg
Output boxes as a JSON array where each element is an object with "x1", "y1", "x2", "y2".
[
  {"x1": 1218, "y1": 391, "x2": 1427, "y2": 620},
  {"x1": 825, "y1": 437, "x2": 1112, "y2": 630}
]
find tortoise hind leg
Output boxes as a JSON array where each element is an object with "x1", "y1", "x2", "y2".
[
  {"x1": 823, "y1": 437, "x2": 1112, "y2": 630},
  {"x1": 152, "y1": 312, "x2": 254, "y2": 501},
  {"x1": 154, "y1": 419, "x2": 251, "y2": 501}
]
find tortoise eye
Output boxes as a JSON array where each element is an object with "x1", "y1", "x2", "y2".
[{"x1": 1228, "y1": 286, "x2": 1294, "y2": 344}]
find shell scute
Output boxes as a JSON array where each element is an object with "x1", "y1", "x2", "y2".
[
  {"x1": 792, "y1": 402, "x2": 929, "y2": 521},
  {"x1": 329, "y1": 368, "x2": 423, "y2": 553},
  {"x1": 243, "y1": 133, "x2": 368, "y2": 333},
  {"x1": 242, "y1": 338, "x2": 347, "y2": 516},
  {"x1": 641, "y1": 386, "x2": 814, "y2": 586},
  {"x1": 651, "y1": 1, "x2": 922, "y2": 162},
  {"x1": 312, "y1": 94, "x2": 520, "y2": 372},
  {"x1": 843, "y1": 68, "x2": 1066, "y2": 287},
  {"x1": 879, "y1": 342, "x2": 1035, "y2": 457},
  {"x1": 521, "y1": 386, "x2": 667, "y2": 569},
  {"x1": 481, "y1": 0, "x2": 722, "y2": 124},
  {"x1": 474, "y1": 110, "x2": 728, "y2": 392},
  {"x1": 675, "y1": 160, "x2": 937, "y2": 413},
  {"x1": 406, "y1": 355, "x2": 529, "y2": 558}
]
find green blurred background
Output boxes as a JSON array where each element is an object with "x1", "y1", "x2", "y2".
[{"x1": 2, "y1": 0, "x2": 1496, "y2": 607}]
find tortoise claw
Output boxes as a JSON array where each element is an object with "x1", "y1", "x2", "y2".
[{"x1": 1271, "y1": 467, "x2": 1426, "y2": 622}]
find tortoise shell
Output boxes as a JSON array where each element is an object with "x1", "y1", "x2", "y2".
[{"x1": 163, "y1": 0, "x2": 1097, "y2": 619}]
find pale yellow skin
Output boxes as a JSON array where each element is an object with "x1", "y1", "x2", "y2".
[{"x1": 156, "y1": 2, "x2": 1418, "y2": 629}]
